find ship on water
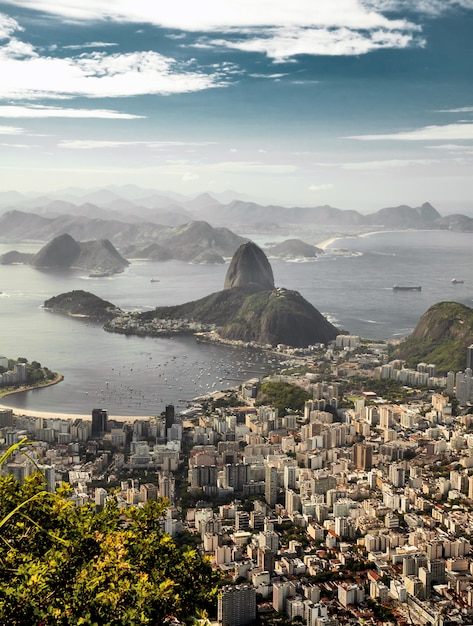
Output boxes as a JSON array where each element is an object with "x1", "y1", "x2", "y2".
[{"x1": 392, "y1": 285, "x2": 422, "y2": 291}]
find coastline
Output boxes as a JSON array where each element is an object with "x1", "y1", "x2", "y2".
[
  {"x1": 0, "y1": 403, "x2": 141, "y2": 423},
  {"x1": 316, "y1": 228, "x2": 420, "y2": 250},
  {"x1": 0, "y1": 374, "x2": 138, "y2": 423}
]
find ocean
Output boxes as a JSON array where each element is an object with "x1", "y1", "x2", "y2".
[{"x1": 1, "y1": 229, "x2": 472, "y2": 416}]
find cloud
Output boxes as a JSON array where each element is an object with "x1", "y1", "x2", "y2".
[
  {"x1": 0, "y1": 141, "x2": 32, "y2": 148},
  {"x1": 428, "y1": 143, "x2": 473, "y2": 151},
  {"x1": 212, "y1": 161, "x2": 297, "y2": 174},
  {"x1": 0, "y1": 105, "x2": 144, "y2": 118},
  {"x1": 309, "y1": 183, "x2": 334, "y2": 191},
  {"x1": 249, "y1": 73, "x2": 288, "y2": 79},
  {"x1": 341, "y1": 158, "x2": 436, "y2": 169},
  {"x1": 59, "y1": 139, "x2": 216, "y2": 149},
  {"x1": 435, "y1": 106, "x2": 473, "y2": 113},
  {"x1": 182, "y1": 172, "x2": 199, "y2": 181},
  {"x1": 0, "y1": 1, "x2": 425, "y2": 60},
  {"x1": 0, "y1": 48, "x2": 230, "y2": 99},
  {"x1": 198, "y1": 26, "x2": 422, "y2": 61},
  {"x1": 346, "y1": 123, "x2": 473, "y2": 141},
  {"x1": 62, "y1": 41, "x2": 118, "y2": 50},
  {"x1": 365, "y1": 0, "x2": 473, "y2": 17},
  {"x1": 0, "y1": 12, "x2": 20, "y2": 39},
  {"x1": 0, "y1": 124, "x2": 24, "y2": 134},
  {"x1": 0, "y1": 1, "x2": 421, "y2": 30}
]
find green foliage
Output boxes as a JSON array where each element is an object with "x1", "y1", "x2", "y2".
[
  {"x1": 256, "y1": 381, "x2": 311, "y2": 416},
  {"x1": 391, "y1": 301, "x2": 473, "y2": 373},
  {"x1": 44, "y1": 290, "x2": 119, "y2": 322},
  {"x1": 0, "y1": 467, "x2": 220, "y2": 625}
]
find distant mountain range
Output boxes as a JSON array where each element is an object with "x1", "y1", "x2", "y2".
[
  {"x1": 1, "y1": 186, "x2": 473, "y2": 267},
  {"x1": 1, "y1": 185, "x2": 473, "y2": 232}
]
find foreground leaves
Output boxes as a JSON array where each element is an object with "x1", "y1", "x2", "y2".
[{"x1": 0, "y1": 473, "x2": 219, "y2": 625}]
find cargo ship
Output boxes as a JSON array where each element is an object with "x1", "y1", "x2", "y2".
[{"x1": 392, "y1": 285, "x2": 422, "y2": 291}]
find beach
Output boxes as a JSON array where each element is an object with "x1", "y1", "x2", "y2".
[{"x1": 0, "y1": 403, "x2": 148, "y2": 423}]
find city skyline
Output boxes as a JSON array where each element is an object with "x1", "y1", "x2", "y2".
[{"x1": 0, "y1": 1, "x2": 472, "y2": 212}]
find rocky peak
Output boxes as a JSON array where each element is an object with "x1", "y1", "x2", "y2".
[{"x1": 224, "y1": 241, "x2": 275, "y2": 290}]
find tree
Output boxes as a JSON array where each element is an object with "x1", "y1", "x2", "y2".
[{"x1": 0, "y1": 442, "x2": 220, "y2": 625}]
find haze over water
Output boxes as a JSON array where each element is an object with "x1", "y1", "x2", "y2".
[{"x1": 1, "y1": 229, "x2": 472, "y2": 416}]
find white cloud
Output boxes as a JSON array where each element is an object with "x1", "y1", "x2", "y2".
[
  {"x1": 0, "y1": 2, "x2": 425, "y2": 60},
  {"x1": 309, "y1": 183, "x2": 334, "y2": 191},
  {"x1": 428, "y1": 143, "x2": 473, "y2": 151},
  {"x1": 0, "y1": 48, "x2": 229, "y2": 99},
  {"x1": 62, "y1": 41, "x2": 118, "y2": 50},
  {"x1": 341, "y1": 158, "x2": 436, "y2": 169},
  {"x1": 0, "y1": 13, "x2": 20, "y2": 39},
  {"x1": 346, "y1": 123, "x2": 473, "y2": 141},
  {"x1": 212, "y1": 161, "x2": 297, "y2": 174},
  {"x1": 0, "y1": 141, "x2": 32, "y2": 148},
  {"x1": 182, "y1": 172, "x2": 199, "y2": 181},
  {"x1": 199, "y1": 26, "x2": 421, "y2": 60},
  {"x1": 249, "y1": 73, "x2": 288, "y2": 79},
  {"x1": 365, "y1": 0, "x2": 473, "y2": 16},
  {"x1": 0, "y1": 105, "x2": 144, "y2": 118},
  {"x1": 0, "y1": 124, "x2": 24, "y2": 134},
  {"x1": 59, "y1": 139, "x2": 216, "y2": 149},
  {"x1": 435, "y1": 106, "x2": 473, "y2": 113},
  {"x1": 152, "y1": 159, "x2": 298, "y2": 175},
  {"x1": 0, "y1": 1, "x2": 421, "y2": 31}
]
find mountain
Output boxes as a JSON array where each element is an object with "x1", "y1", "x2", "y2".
[
  {"x1": 391, "y1": 301, "x2": 473, "y2": 373},
  {"x1": 0, "y1": 211, "x2": 245, "y2": 264},
  {"x1": 366, "y1": 202, "x2": 441, "y2": 228},
  {"x1": 224, "y1": 241, "x2": 275, "y2": 289},
  {"x1": 265, "y1": 239, "x2": 323, "y2": 259},
  {"x1": 134, "y1": 242, "x2": 339, "y2": 347},
  {"x1": 30, "y1": 233, "x2": 129, "y2": 275},
  {"x1": 0, "y1": 250, "x2": 34, "y2": 265},
  {"x1": 44, "y1": 290, "x2": 121, "y2": 322}
]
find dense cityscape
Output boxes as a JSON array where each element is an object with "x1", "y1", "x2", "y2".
[{"x1": 3, "y1": 336, "x2": 473, "y2": 625}]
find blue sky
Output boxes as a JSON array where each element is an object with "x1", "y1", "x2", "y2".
[{"x1": 0, "y1": 0, "x2": 472, "y2": 212}]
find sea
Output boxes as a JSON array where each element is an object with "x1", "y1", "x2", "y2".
[{"x1": 1, "y1": 229, "x2": 472, "y2": 417}]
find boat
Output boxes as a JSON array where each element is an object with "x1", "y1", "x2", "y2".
[
  {"x1": 392, "y1": 285, "x2": 422, "y2": 291},
  {"x1": 451, "y1": 278, "x2": 464, "y2": 284},
  {"x1": 150, "y1": 278, "x2": 160, "y2": 283}
]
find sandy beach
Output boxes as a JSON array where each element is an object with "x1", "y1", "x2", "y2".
[{"x1": 0, "y1": 403, "x2": 148, "y2": 423}]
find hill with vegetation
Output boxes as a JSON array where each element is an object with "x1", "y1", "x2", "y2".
[
  {"x1": 44, "y1": 290, "x2": 122, "y2": 322},
  {"x1": 137, "y1": 242, "x2": 339, "y2": 348},
  {"x1": 390, "y1": 301, "x2": 473, "y2": 373},
  {"x1": 256, "y1": 381, "x2": 312, "y2": 416}
]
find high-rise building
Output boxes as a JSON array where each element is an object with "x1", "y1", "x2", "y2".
[
  {"x1": 0, "y1": 408, "x2": 13, "y2": 428},
  {"x1": 352, "y1": 442, "x2": 373, "y2": 470},
  {"x1": 91, "y1": 408, "x2": 108, "y2": 438},
  {"x1": 223, "y1": 463, "x2": 250, "y2": 492},
  {"x1": 165, "y1": 404, "x2": 175, "y2": 431},
  {"x1": 218, "y1": 585, "x2": 256, "y2": 626},
  {"x1": 467, "y1": 345, "x2": 473, "y2": 370},
  {"x1": 265, "y1": 465, "x2": 278, "y2": 507}
]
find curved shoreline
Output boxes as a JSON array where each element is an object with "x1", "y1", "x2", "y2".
[{"x1": 0, "y1": 373, "x2": 64, "y2": 401}]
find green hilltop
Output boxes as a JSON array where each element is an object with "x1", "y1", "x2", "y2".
[{"x1": 391, "y1": 301, "x2": 473, "y2": 373}]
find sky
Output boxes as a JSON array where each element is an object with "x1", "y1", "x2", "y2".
[{"x1": 0, "y1": 1, "x2": 472, "y2": 212}]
